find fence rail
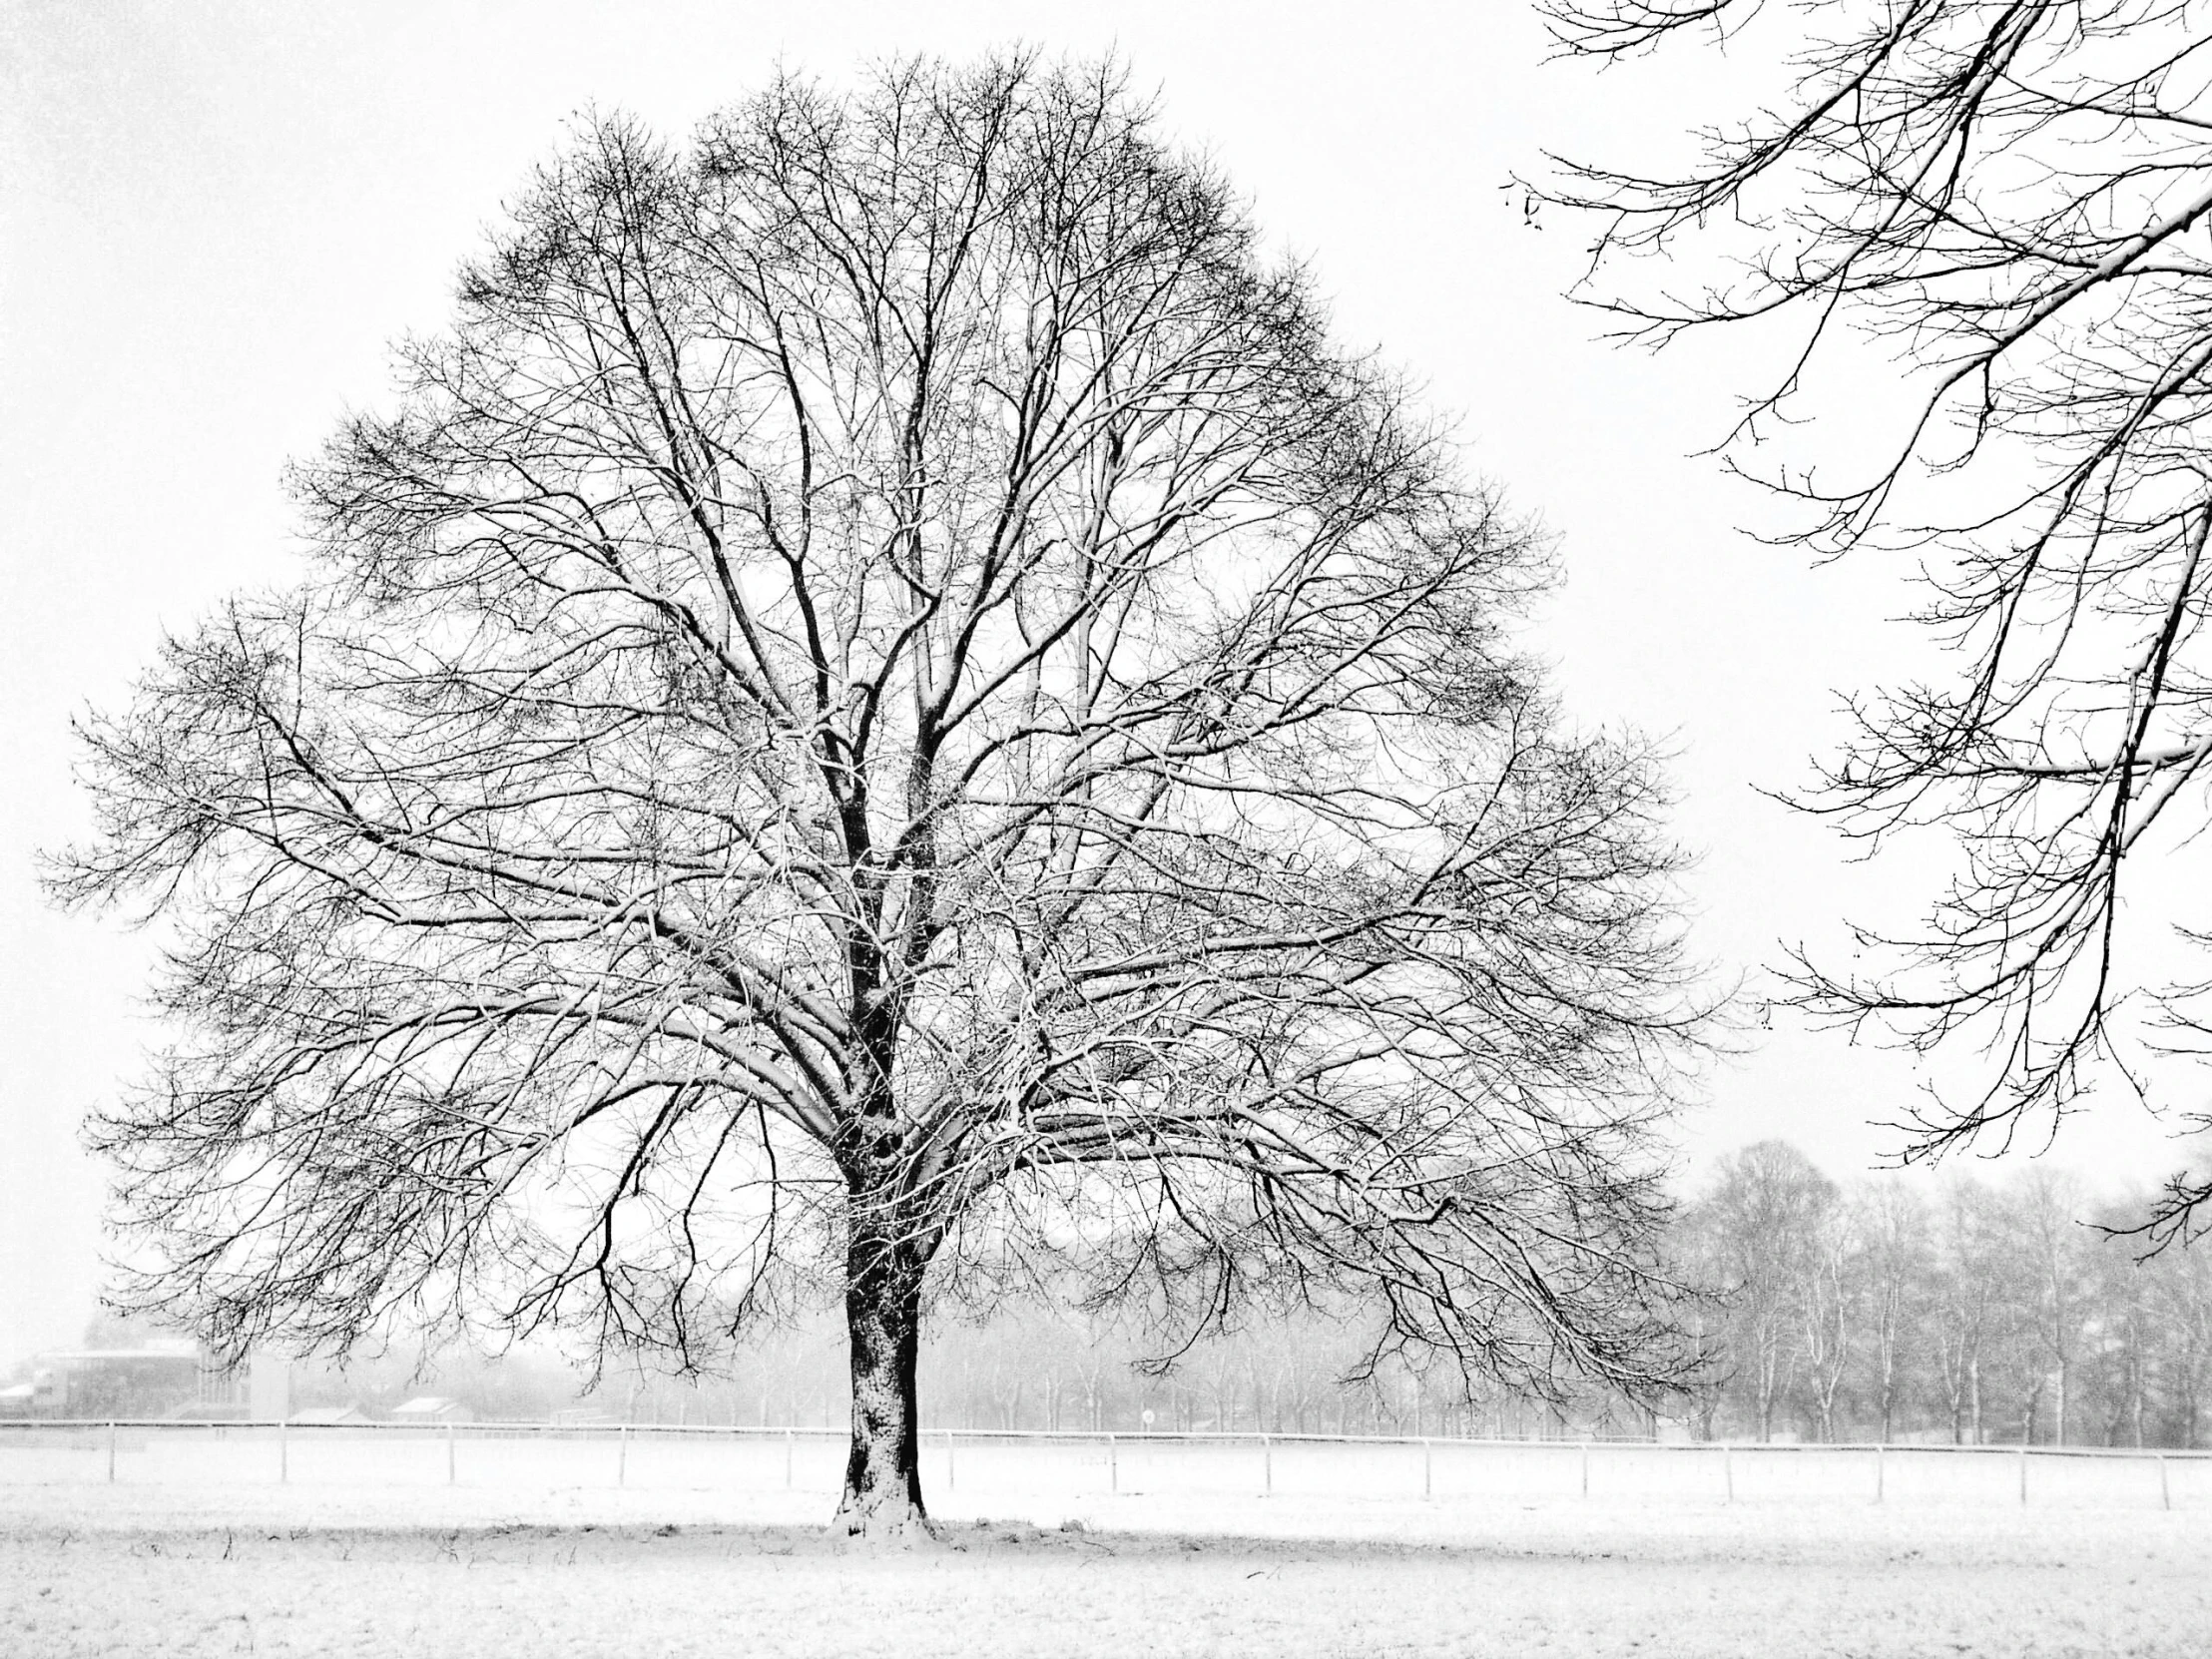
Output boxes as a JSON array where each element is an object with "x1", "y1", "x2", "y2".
[
  {"x1": 4, "y1": 1419, "x2": 2208, "y2": 1509},
  {"x1": 13, "y1": 1418, "x2": 2212, "y2": 1445}
]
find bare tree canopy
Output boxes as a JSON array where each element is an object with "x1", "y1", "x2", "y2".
[
  {"x1": 1540, "y1": 0, "x2": 2212, "y2": 1233},
  {"x1": 54, "y1": 55, "x2": 1704, "y2": 1539}
]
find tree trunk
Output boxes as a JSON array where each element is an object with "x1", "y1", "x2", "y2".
[{"x1": 831, "y1": 1217, "x2": 933, "y2": 1546}]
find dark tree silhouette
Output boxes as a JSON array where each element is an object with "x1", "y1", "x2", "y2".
[{"x1": 55, "y1": 55, "x2": 1705, "y2": 1540}]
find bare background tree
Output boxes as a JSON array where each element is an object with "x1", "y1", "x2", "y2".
[
  {"x1": 1538, "y1": 0, "x2": 2212, "y2": 1234},
  {"x1": 1669, "y1": 1139, "x2": 2212, "y2": 1449},
  {"x1": 1686, "y1": 1140, "x2": 1836, "y2": 1440},
  {"x1": 53, "y1": 55, "x2": 1705, "y2": 1540}
]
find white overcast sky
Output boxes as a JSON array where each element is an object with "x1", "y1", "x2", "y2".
[{"x1": 1, "y1": 0, "x2": 2192, "y2": 1368}]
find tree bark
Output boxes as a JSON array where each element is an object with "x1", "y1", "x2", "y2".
[{"x1": 831, "y1": 1211, "x2": 933, "y2": 1546}]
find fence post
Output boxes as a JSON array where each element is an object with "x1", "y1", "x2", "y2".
[
  {"x1": 1422, "y1": 1438, "x2": 1432, "y2": 1500},
  {"x1": 1108, "y1": 1432, "x2": 1117, "y2": 1495},
  {"x1": 278, "y1": 1416, "x2": 287, "y2": 1485},
  {"x1": 784, "y1": 1427, "x2": 794, "y2": 1490},
  {"x1": 447, "y1": 1419, "x2": 457, "y2": 1486},
  {"x1": 1581, "y1": 1439, "x2": 1590, "y2": 1499},
  {"x1": 946, "y1": 1430, "x2": 955, "y2": 1492},
  {"x1": 2018, "y1": 1444, "x2": 2028, "y2": 1506},
  {"x1": 1723, "y1": 1442, "x2": 1733, "y2": 1505},
  {"x1": 2161, "y1": 1453, "x2": 2171, "y2": 1512},
  {"x1": 1875, "y1": 1442, "x2": 1885, "y2": 1505},
  {"x1": 107, "y1": 1420, "x2": 117, "y2": 1483},
  {"x1": 1262, "y1": 1434, "x2": 1272, "y2": 1497},
  {"x1": 617, "y1": 1423, "x2": 628, "y2": 1488}
]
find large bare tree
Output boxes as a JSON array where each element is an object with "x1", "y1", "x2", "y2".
[
  {"x1": 1539, "y1": 0, "x2": 2212, "y2": 1235},
  {"x1": 56, "y1": 56, "x2": 1703, "y2": 1540}
]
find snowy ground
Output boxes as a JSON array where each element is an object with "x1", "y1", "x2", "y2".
[{"x1": 4, "y1": 1441, "x2": 2208, "y2": 1655}]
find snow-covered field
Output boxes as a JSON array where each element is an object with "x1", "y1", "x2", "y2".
[{"x1": 5, "y1": 1436, "x2": 2207, "y2": 1656}]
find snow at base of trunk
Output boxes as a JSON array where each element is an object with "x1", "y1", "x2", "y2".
[{"x1": 830, "y1": 1488, "x2": 940, "y2": 1548}]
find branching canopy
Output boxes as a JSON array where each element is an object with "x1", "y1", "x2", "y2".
[{"x1": 58, "y1": 57, "x2": 1705, "y2": 1400}]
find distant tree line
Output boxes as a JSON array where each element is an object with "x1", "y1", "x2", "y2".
[
  {"x1": 75, "y1": 1138, "x2": 2211, "y2": 1448},
  {"x1": 665, "y1": 1128, "x2": 2212, "y2": 1447},
  {"x1": 262, "y1": 1302, "x2": 1620, "y2": 1439},
  {"x1": 1674, "y1": 1142, "x2": 2212, "y2": 1448},
  {"x1": 619, "y1": 1308, "x2": 1608, "y2": 1440},
  {"x1": 885, "y1": 1138, "x2": 2212, "y2": 1447}
]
